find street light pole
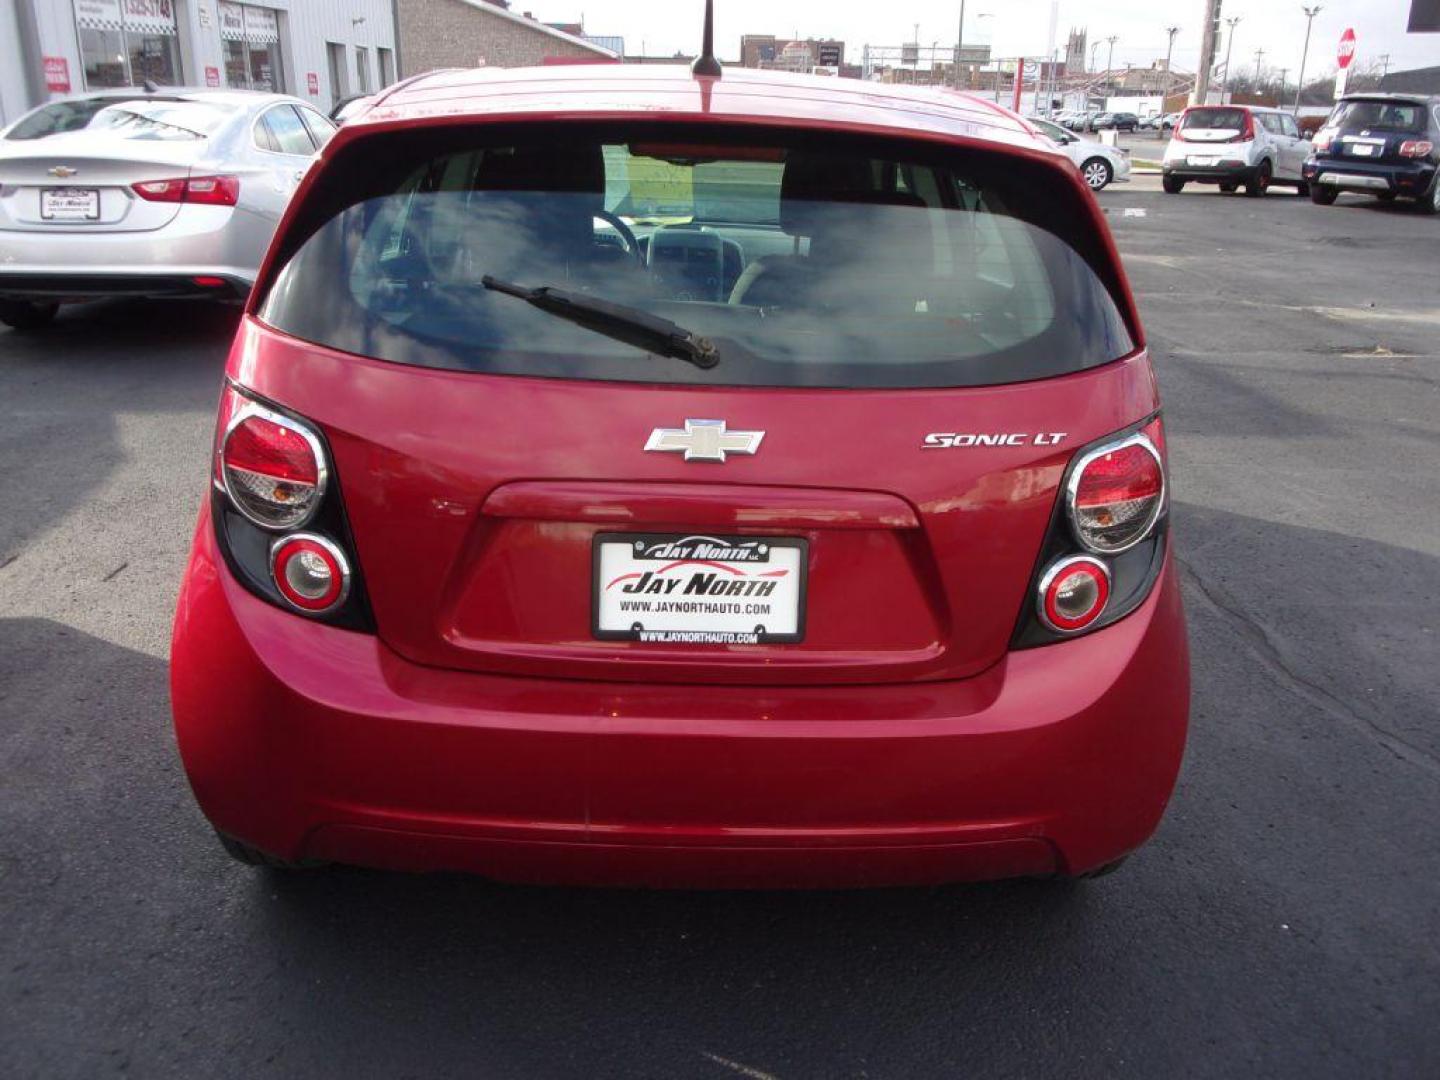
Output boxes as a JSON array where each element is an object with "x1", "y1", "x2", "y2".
[
  {"x1": 1163, "y1": 26, "x2": 1180, "y2": 104},
  {"x1": 1222, "y1": 16, "x2": 1241, "y2": 96},
  {"x1": 954, "y1": 0, "x2": 966, "y2": 87},
  {"x1": 1090, "y1": 39, "x2": 1101, "y2": 73},
  {"x1": 1294, "y1": 5, "x2": 1321, "y2": 113}
]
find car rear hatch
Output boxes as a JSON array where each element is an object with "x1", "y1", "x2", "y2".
[
  {"x1": 240, "y1": 119, "x2": 1150, "y2": 687},
  {"x1": 0, "y1": 100, "x2": 235, "y2": 233},
  {"x1": 1322, "y1": 97, "x2": 1430, "y2": 165}
]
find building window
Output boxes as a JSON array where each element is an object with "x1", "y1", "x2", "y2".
[
  {"x1": 377, "y1": 47, "x2": 395, "y2": 88},
  {"x1": 355, "y1": 46, "x2": 370, "y2": 94},
  {"x1": 218, "y1": 3, "x2": 284, "y2": 93},
  {"x1": 326, "y1": 42, "x2": 348, "y2": 101},
  {"x1": 74, "y1": 0, "x2": 183, "y2": 90}
]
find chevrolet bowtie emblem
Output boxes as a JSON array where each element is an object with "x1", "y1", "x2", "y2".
[
  {"x1": 644, "y1": 419, "x2": 765, "y2": 463},
  {"x1": 48, "y1": 165, "x2": 78, "y2": 178}
]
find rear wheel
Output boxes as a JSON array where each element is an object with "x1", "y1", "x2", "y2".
[
  {"x1": 1309, "y1": 184, "x2": 1338, "y2": 205},
  {"x1": 1162, "y1": 175, "x2": 1185, "y2": 194},
  {"x1": 1244, "y1": 160, "x2": 1272, "y2": 197},
  {"x1": 1421, "y1": 178, "x2": 1440, "y2": 215},
  {"x1": 1080, "y1": 157, "x2": 1113, "y2": 191},
  {"x1": 0, "y1": 299, "x2": 59, "y2": 330}
]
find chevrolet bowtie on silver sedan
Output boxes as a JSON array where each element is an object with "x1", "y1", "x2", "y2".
[{"x1": 0, "y1": 88, "x2": 334, "y2": 330}]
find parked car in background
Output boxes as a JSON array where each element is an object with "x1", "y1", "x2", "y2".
[
  {"x1": 1303, "y1": 94, "x2": 1440, "y2": 212},
  {"x1": 1092, "y1": 112, "x2": 1139, "y2": 133},
  {"x1": 1161, "y1": 105, "x2": 1311, "y2": 197},
  {"x1": 1137, "y1": 114, "x2": 1162, "y2": 131},
  {"x1": 1029, "y1": 116, "x2": 1132, "y2": 189},
  {"x1": 0, "y1": 88, "x2": 334, "y2": 329},
  {"x1": 1067, "y1": 110, "x2": 1101, "y2": 132},
  {"x1": 329, "y1": 94, "x2": 376, "y2": 124},
  {"x1": 171, "y1": 64, "x2": 1188, "y2": 887},
  {"x1": 1160, "y1": 112, "x2": 1183, "y2": 134}
]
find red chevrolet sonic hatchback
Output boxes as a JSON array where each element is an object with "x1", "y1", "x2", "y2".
[{"x1": 170, "y1": 62, "x2": 1189, "y2": 886}]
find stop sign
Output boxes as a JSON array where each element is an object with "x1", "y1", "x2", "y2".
[{"x1": 1337, "y1": 28, "x2": 1357, "y2": 69}]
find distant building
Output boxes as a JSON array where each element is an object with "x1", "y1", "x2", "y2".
[
  {"x1": 740, "y1": 34, "x2": 844, "y2": 73},
  {"x1": 1379, "y1": 64, "x2": 1440, "y2": 94},
  {"x1": 396, "y1": 0, "x2": 616, "y2": 75},
  {"x1": 1065, "y1": 28, "x2": 1088, "y2": 75}
]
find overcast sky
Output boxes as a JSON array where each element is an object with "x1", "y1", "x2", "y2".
[{"x1": 529, "y1": 1, "x2": 1439, "y2": 80}]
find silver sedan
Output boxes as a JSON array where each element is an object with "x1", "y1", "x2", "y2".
[{"x1": 0, "y1": 88, "x2": 334, "y2": 329}]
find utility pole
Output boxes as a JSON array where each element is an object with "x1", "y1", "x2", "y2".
[
  {"x1": 1091, "y1": 39, "x2": 1102, "y2": 72},
  {"x1": 1378, "y1": 53, "x2": 1391, "y2": 78},
  {"x1": 1193, "y1": 0, "x2": 1223, "y2": 106},
  {"x1": 1277, "y1": 67, "x2": 1288, "y2": 105},
  {"x1": 1105, "y1": 34, "x2": 1118, "y2": 75},
  {"x1": 1163, "y1": 26, "x2": 1180, "y2": 105},
  {"x1": 1253, "y1": 48, "x2": 1265, "y2": 85},
  {"x1": 1294, "y1": 5, "x2": 1321, "y2": 113},
  {"x1": 953, "y1": 0, "x2": 966, "y2": 87}
]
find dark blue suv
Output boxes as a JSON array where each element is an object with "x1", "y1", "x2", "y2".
[{"x1": 1304, "y1": 94, "x2": 1440, "y2": 212}]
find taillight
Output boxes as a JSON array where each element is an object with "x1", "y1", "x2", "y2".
[
  {"x1": 1313, "y1": 129, "x2": 1333, "y2": 152},
  {"x1": 270, "y1": 534, "x2": 351, "y2": 614},
  {"x1": 1037, "y1": 556, "x2": 1111, "y2": 634},
  {"x1": 218, "y1": 388, "x2": 327, "y2": 529},
  {"x1": 1400, "y1": 140, "x2": 1434, "y2": 158},
  {"x1": 132, "y1": 175, "x2": 239, "y2": 206},
  {"x1": 1067, "y1": 426, "x2": 1166, "y2": 554}
]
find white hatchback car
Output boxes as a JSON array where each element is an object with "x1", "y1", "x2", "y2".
[
  {"x1": 1028, "y1": 117, "x2": 1132, "y2": 191},
  {"x1": 1161, "y1": 105, "x2": 1312, "y2": 197}
]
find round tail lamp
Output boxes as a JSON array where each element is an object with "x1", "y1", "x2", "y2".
[
  {"x1": 270, "y1": 534, "x2": 351, "y2": 614},
  {"x1": 1038, "y1": 556, "x2": 1111, "y2": 633}
]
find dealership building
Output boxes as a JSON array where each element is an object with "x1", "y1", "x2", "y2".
[
  {"x1": 0, "y1": 0, "x2": 620, "y2": 127},
  {"x1": 0, "y1": 0, "x2": 400, "y2": 125}
]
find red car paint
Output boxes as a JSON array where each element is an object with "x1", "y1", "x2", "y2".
[{"x1": 171, "y1": 65, "x2": 1189, "y2": 886}]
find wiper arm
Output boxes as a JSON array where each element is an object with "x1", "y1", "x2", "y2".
[{"x1": 481, "y1": 275, "x2": 720, "y2": 370}]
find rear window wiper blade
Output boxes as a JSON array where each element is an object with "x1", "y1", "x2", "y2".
[{"x1": 480, "y1": 275, "x2": 720, "y2": 370}]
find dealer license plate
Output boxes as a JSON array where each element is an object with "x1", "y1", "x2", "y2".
[
  {"x1": 41, "y1": 188, "x2": 100, "y2": 221},
  {"x1": 593, "y1": 533, "x2": 806, "y2": 644},
  {"x1": 1186, "y1": 155, "x2": 1215, "y2": 167}
]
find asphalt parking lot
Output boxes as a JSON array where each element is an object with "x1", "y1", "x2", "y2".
[{"x1": 2, "y1": 186, "x2": 1438, "y2": 1078}]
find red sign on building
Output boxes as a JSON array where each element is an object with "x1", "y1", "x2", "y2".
[
  {"x1": 307, "y1": 72, "x2": 320, "y2": 96},
  {"x1": 43, "y1": 56, "x2": 71, "y2": 93},
  {"x1": 205, "y1": 65, "x2": 221, "y2": 87}
]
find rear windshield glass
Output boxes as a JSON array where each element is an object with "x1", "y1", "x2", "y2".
[
  {"x1": 5, "y1": 99, "x2": 235, "y2": 141},
  {"x1": 259, "y1": 125, "x2": 1134, "y2": 389},
  {"x1": 1328, "y1": 100, "x2": 1427, "y2": 132},
  {"x1": 1181, "y1": 108, "x2": 1247, "y2": 131}
]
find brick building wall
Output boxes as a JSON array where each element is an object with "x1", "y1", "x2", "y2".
[{"x1": 397, "y1": 0, "x2": 610, "y2": 76}]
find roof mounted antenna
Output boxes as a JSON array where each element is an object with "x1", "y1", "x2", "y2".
[
  {"x1": 691, "y1": 0, "x2": 723, "y2": 78},
  {"x1": 143, "y1": 79, "x2": 160, "y2": 93}
]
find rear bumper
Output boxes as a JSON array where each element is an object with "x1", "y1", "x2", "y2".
[
  {"x1": 171, "y1": 516, "x2": 1191, "y2": 887},
  {"x1": 1301, "y1": 157, "x2": 1437, "y2": 196},
  {"x1": 1162, "y1": 161, "x2": 1256, "y2": 184},
  {"x1": 0, "y1": 203, "x2": 265, "y2": 301}
]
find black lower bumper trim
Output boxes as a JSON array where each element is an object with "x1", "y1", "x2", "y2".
[{"x1": 0, "y1": 274, "x2": 249, "y2": 301}]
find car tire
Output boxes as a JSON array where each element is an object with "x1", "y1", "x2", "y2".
[
  {"x1": 1162, "y1": 175, "x2": 1185, "y2": 194},
  {"x1": 216, "y1": 830, "x2": 324, "y2": 870},
  {"x1": 0, "y1": 299, "x2": 59, "y2": 331},
  {"x1": 1081, "y1": 157, "x2": 1114, "y2": 191},
  {"x1": 1309, "y1": 185, "x2": 1338, "y2": 205},
  {"x1": 1244, "y1": 160, "x2": 1272, "y2": 197},
  {"x1": 1421, "y1": 178, "x2": 1440, "y2": 215}
]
